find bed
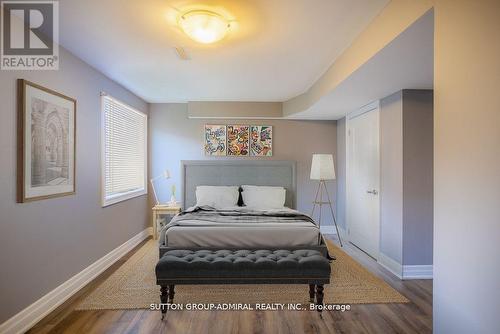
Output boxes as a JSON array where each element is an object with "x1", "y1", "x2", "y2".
[{"x1": 158, "y1": 160, "x2": 329, "y2": 257}]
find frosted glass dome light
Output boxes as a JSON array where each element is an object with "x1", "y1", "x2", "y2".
[{"x1": 178, "y1": 10, "x2": 230, "y2": 44}]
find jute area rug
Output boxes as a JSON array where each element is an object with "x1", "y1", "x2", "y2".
[{"x1": 76, "y1": 239, "x2": 408, "y2": 310}]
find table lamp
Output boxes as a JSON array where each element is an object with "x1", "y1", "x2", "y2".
[{"x1": 150, "y1": 170, "x2": 171, "y2": 205}]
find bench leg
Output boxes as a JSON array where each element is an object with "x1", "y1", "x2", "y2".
[
  {"x1": 315, "y1": 285, "x2": 324, "y2": 314},
  {"x1": 309, "y1": 284, "x2": 316, "y2": 303},
  {"x1": 168, "y1": 284, "x2": 175, "y2": 303},
  {"x1": 160, "y1": 285, "x2": 169, "y2": 320}
]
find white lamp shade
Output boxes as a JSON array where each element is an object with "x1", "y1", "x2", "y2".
[{"x1": 310, "y1": 154, "x2": 336, "y2": 180}]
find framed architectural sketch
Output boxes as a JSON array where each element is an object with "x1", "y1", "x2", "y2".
[
  {"x1": 227, "y1": 125, "x2": 249, "y2": 156},
  {"x1": 204, "y1": 124, "x2": 226, "y2": 156},
  {"x1": 17, "y1": 79, "x2": 76, "y2": 202},
  {"x1": 250, "y1": 125, "x2": 273, "y2": 156}
]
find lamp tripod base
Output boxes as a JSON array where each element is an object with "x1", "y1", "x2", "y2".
[{"x1": 311, "y1": 180, "x2": 343, "y2": 247}]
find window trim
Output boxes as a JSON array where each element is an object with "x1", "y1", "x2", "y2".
[{"x1": 100, "y1": 93, "x2": 148, "y2": 207}]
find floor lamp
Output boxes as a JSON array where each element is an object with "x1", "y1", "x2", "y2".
[{"x1": 310, "y1": 154, "x2": 343, "y2": 247}]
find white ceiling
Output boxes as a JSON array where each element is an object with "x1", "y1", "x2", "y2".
[
  {"x1": 59, "y1": 0, "x2": 388, "y2": 103},
  {"x1": 287, "y1": 9, "x2": 434, "y2": 120}
]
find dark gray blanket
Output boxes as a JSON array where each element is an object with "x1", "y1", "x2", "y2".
[
  {"x1": 159, "y1": 206, "x2": 318, "y2": 245},
  {"x1": 172, "y1": 205, "x2": 315, "y2": 224}
]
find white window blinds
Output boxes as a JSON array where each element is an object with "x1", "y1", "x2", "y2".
[{"x1": 101, "y1": 95, "x2": 147, "y2": 206}]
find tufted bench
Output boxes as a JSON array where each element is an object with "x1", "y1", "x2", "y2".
[{"x1": 155, "y1": 249, "x2": 331, "y2": 319}]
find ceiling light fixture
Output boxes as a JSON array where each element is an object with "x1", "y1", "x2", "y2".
[{"x1": 178, "y1": 10, "x2": 231, "y2": 44}]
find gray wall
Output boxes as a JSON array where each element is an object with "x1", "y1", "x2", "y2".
[
  {"x1": 379, "y1": 89, "x2": 433, "y2": 266},
  {"x1": 336, "y1": 89, "x2": 433, "y2": 267},
  {"x1": 188, "y1": 101, "x2": 282, "y2": 118},
  {"x1": 335, "y1": 118, "x2": 347, "y2": 230},
  {"x1": 434, "y1": 1, "x2": 500, "y2": 332},
  {"x1": 149, "y1": 104, "x2": 337, "y2": 225},
  {"x1": 380, "y1": 91, "x2": 404, "y2": 264},
  {"x1": 0, "y1": 47, "x2": 149, "y2": 323},
  {"x1": 402, "y1": 90, "x2": 433, "y2": 265}
]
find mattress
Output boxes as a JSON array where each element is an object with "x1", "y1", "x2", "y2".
[{"x1": 159, "y1": 206, "x2": 320, "y2": 248}]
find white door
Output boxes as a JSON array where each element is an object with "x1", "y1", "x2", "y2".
[{"x1": 347, "y1": 107, "x2": 380, "y2": 259}]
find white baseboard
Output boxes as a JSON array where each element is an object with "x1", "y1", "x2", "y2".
[
  {"x1": 320, "y1": 225, "x2": 336, "y2": 234},
  {"x1": 402, "y1": 265, "x2": 433, "y2": 279},
  {"x1": 377, "y1": 253, "x2": 433, "y2": 280},
  {"x1": 0, "y1": 228, "x2": 151, "y2": 334},
  {"x1": 320, "y1": 225, "x2": 346, "y2": 237},
  {"x1": 377, "y1": 252, "x2": 403, "y2": 279}
]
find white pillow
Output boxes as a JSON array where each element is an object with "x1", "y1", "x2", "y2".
[
  {"x1": 241, "y1": 185, "x2": 286, "y2": 209},
  {"x1": 195, "y1": 186, "x2": 239, "y2": 209}
]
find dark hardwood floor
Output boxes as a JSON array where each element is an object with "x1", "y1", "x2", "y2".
[{"x1": 28, "y1": 235, "x2": 432, "y2": 334}]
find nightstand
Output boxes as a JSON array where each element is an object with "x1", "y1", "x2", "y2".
[{"x1": 152, "y1": 205, "x2": 181, "y2": 240}]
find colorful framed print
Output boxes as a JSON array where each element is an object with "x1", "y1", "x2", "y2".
[
  {"x1": 204, "y1": 125, "x2": 227, "y2": 156},
  {"x1": 250, "y1": 125, "x2": 273, "y2": 156},
  {"x1": 17, "y1": 79, "x2": 76, "y2": 202},
  {"x1": 227, "y1": 125, "x2": 249, "y2": 156}
]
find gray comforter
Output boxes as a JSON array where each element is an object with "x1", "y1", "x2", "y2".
[{"x1": 159, "y1": 206, "x2": 318, "y2": 246}]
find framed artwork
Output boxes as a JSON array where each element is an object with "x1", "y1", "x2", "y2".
[
  {"x1": 250, "y1": 125, "x2": 273, "y2": 156},
  {"x1": 17, "y1": 79, "x2": 76, "y2": 202},
  {"x1": 227, "y1": 125, "x2": 249, "y2": 156},
  {"x1": 204, "y1": 125, "x2": 227, "y2": 156}
]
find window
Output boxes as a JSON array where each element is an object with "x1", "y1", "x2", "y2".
[{"x1": 101, "y1": 94, "x2": 147, "y2": 206}]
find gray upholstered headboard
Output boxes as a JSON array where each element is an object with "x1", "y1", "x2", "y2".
[{"x1": 181, "y1": 160, "x2": 297, "y2": 209}]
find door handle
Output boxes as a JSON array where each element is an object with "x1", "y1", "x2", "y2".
[{"x1": 367, "y1": 189, "x2": 378, "y2": 195}]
